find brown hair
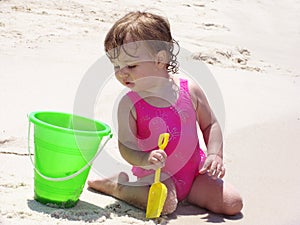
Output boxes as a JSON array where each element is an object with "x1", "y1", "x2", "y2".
[{"x1": 104, "y1": 11, "x2": 179, "y2": 73}]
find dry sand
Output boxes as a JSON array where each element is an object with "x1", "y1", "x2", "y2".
[{"x1": 1, "y1": 0, "x2": 300, "y2": 224}]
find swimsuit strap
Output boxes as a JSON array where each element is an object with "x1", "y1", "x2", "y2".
[
  {"x1": 179, "y1": 78, "x2": 188, "y2": 92},
  {"x1": 179, "y1": 78, "x2": 191, "y2": 98},
  {"x1": 126, "y1": 91, "x2": 142, "y2": 105}
]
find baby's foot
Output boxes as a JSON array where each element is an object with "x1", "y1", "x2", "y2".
[{"x1": 88, "y1": 172, "x2": 129, "y2": 196}]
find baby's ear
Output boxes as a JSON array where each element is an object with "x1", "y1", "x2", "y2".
[{"x1": 155, "y1": 50, "x2": 168, "y2": 69}]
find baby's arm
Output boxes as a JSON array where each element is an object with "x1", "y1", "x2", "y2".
[
  {"x1": 188, "y1": 79, "x2": 225, "y2": 179},
  {"x1": 117, "y1": 95, "x2": 166, "y2": 170}
]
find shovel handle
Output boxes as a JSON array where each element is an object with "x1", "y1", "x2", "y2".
[{"x1": 154, "y1": 133, "x2": 170, "y2": 183}]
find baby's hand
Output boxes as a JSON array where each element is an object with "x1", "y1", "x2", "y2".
[
  {"x1": 199, "y1": 154, "x2": 225, "y2": 179},
  {"x1": 141, "y1": 150, "x2": 167, "y2": 170}
]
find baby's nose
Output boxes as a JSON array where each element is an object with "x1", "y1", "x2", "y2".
[{"x1": 118, "y1": 67, "x2": 130, "y2": 77}]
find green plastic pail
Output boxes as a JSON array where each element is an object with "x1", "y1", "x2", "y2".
[{"x1": 28, "y1": 111, "x2": 112, "y2": 208}]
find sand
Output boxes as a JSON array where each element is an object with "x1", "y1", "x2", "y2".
[{"x1": 1, "y1": 0, "x2": 300, "y2": 224}]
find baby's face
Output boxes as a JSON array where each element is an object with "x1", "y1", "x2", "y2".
[{"x1": 110, "y1": 42, "x2": 162, "y2": 92}]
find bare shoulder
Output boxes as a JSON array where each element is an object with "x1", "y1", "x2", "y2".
[
  {"x1": 117, "y1": 93, "x2": 136, "y2": 120},
  {"x1": 183, "y1": 76, "x2": 217, "y2": 130},
  {"x1": 118, "y1": 94, "x2": 132, "y2": 110}
]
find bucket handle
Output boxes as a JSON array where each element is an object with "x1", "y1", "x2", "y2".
[{"x1": 27, "y1": 120, "x2": 113, "y2": 181}]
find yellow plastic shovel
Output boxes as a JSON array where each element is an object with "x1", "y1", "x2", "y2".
[{"x1": 146, "y1": 133, "x2": 170, "y2": 219}]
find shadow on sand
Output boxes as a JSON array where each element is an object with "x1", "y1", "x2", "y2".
[
  {"x1": 168, "y1": 201, "x2": 244, "y2": 223},
  {"x1": 27, "y1": 198, "x2": 110, "y2": 222},
  {"x1": 91, "y1": 195, "x2": 243, "y2": 225},
  {"x1": 29, "y1": 187, "x2": 243, "y2": 224}
]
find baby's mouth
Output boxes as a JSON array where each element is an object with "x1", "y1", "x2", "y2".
[{"x1": 124, "y1": 81, "x2": 134, "y2": 87}]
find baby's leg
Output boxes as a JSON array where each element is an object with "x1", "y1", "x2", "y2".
[
  {"x1": 186, "y1": 173, "x2": 243, "y2": 216},
  {"x1": 88, "y1": 172, "x2": 178, "y2": 214}
]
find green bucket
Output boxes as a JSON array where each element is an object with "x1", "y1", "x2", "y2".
[{"x1": 28, "y1": 111, "x2": 112, "y2": 208}]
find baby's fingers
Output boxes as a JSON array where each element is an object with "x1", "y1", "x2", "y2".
[
  {"x1": 199, "y1": 160, "x2": 211, "y2": 174},
  {"x1": 210, "y1": 164, "x2": 225, "y2": 180},
  {"x1": 217, "y1": 166, "x2": 226, "y2": 179},
  {"x1": 153, "y1": 151, "x2": 167, "y2": 162},
  {"x1": 207, "y1": 161, "x2": 218, "y2": 177},
  {"x1": 148, "y1": 151, "x2": 167, "y2": 169}
]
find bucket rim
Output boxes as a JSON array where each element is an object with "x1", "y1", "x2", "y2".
[{"x1": 28, "y1": 111, "x2": 111, "y2": 137}]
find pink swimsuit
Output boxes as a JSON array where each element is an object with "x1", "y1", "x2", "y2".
[{"x1": 126, "y1": 78, "x2": 206, "y2": 201}]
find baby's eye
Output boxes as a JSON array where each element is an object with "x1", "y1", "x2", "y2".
[
  {"x1": 114, "y1": 65, "x2": 120, "y2": 70},
  {"x1": 127, "y1": 65, "x2": 137, "y2": 69}
]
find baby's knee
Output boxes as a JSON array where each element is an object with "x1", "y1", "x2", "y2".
[{"x1": 222, "y1": 193, "x2": 243, "y2": 216}]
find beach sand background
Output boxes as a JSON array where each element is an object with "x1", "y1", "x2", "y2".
[{"x1": 1, "y1": 0, "x2": 300, "y2": 224}]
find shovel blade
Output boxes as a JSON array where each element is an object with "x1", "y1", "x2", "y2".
[{"x1": 146, "y1": 182, "x2": 168, "y2": 218}]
